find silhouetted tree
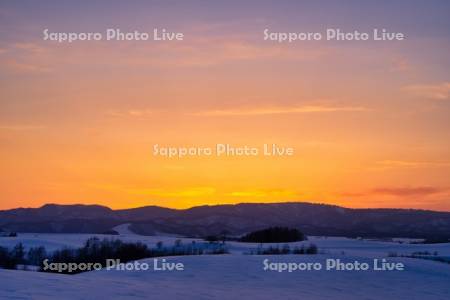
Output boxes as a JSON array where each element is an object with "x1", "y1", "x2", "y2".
[
  {"x1": 27, "y1": 246, "x2": 47, "y2": 265},
  {"x1": 240, "y1": 227, "x2": 306, "y2": 243}
]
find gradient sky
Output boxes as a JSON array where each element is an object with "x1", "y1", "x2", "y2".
[{"x1": 1, "y1": 0, "x2": 449, "y2": 210}]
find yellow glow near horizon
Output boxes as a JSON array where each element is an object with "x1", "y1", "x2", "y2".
[{"x1": 1, "y1": 5, "x2": 449, "y2": 211}]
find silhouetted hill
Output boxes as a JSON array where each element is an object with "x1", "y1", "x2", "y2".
[{"x1": 1, "y1": 202, "x2": 449, "y2": 239}]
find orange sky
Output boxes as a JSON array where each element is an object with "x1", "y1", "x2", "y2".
[{"x1": 0, "y1": 1, "x2": 449, "y2": 211}]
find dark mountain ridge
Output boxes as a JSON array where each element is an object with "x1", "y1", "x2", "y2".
[{"x1": 1, "y1": 202, "x2": 449, "y2": 239}]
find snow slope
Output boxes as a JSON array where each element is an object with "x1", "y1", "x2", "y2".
[
  {"x1": 0, "y1": 232, "x2": 202, "y2": 252},
  {"x1": 1, "y1": 234, "x2": 449, "y2": 300},
  {"x1": 1, "y1": 255, "x2": 450, "y2": 300},
  {"x1": 2, "y1": 234, "x2": 450, "y2": 257}
]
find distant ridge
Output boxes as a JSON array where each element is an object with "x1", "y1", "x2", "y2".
[{"x1": 1, "y1": 202, "x2": 450, "y2": 239}]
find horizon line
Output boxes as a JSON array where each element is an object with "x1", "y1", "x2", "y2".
[{"x1": 2, "y1": 201, "x2": 450, "y2": 213}]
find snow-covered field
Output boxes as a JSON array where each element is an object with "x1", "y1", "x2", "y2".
[{"x1": 1, "y1": 229, "x2": 449, "y2": 300}]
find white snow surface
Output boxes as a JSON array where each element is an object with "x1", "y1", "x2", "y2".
[
  {"x1": 0, "y1": 234, "x2": 449, "y2": 300},
  {"x1": 112, "y1": 223, "x2": 135, "y2": 235}
]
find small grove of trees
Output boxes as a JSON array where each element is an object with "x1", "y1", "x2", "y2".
[
  {"x1": 44, "y1": 238, "x2": 149, "y2": 274},
  {"x1": 388, "y1": 251, "x2": 450, "y2": 265},
  {"x1": 293, "y1": 244, "x2": 318, "y2": 254},
  {"x1": 240, "y1": 227, "x2": 306, "y2": 243},
  {"x1": 42, "y1": 238, "x2": 149, "y2": 274},
  {"x1": 204, "y1": 235, "x2": 219, "y2": 243},
  {"x1": 249, "y1": 243, "x2": 318, "y2": 255},
  {"x1": 0, "y1": 238, "x2": 228, "y2": 273},
  {"x1": 413, "y1": 238, "x2": 450, "y2": 244},
  {"x1": 41, "y1": 237, "x2": 228, "y2": 274},
  {"x1": 0, "y1": 232, "x2": 17, "y2": 237},
  {"x1": 0, "y1": 243, "x2": 26, "y2": 269},
  {"x1": 204, "y1": 230, "x2": 231, "y2": 244},
  {"x1": 27, "y1": 246, "x2": 47, "y2": 265},
  {"x1": 0, "y1": 244, "x2": 48, "y2": 270}
]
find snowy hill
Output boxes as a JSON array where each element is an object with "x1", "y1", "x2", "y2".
[
  {"x1": 0, "y1": 234, "x2": 449, "y2": 299},
  {"x1": 2, "y1": 256, "x2": 450, "y2": 300}
]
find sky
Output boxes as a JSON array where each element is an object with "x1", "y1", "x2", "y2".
[{"x1": 0, "y1": 0, "x2": 449, "y2": 211}]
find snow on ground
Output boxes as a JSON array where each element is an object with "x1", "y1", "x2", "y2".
[
  {"x1": 1, "y1": 234, "x2": 449, "y2": 299},
  {"x1": 0, "y1": 232, "x2": 202, "y2": 252},
  {"x1": 228, "y1": 236, "x2": 450, "y2": 257},
  {"x1": 2, "y1": 234, "x2": 449, "y2": 257},
  {"x1": 112, "y1": 223, "x2": 135, "y2": 235},
  {"x1": 1, "y1": 255, "x2": 449, "y2": 300}
]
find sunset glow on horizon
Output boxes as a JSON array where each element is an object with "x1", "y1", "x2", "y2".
[{"x1": 1, "y1": 1, "x2": 449, "y2": 211}]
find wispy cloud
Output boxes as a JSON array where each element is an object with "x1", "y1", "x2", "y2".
[
  {"x1": 105, "y1": 109, "x2": 154, "y2": 118},
  {"x1": 371, "y1": 186, "x2": 444, "y2": 197},
  {"x1": 341, "y1": 186, "x2": 447, "y2": 198},
  {"x1": 2, "y1": 59, "x2": 51, "y2": 73},
  {"x1": 13, "y1": 42, "x2": 45, "y2": 53},
  {"x1": 105, "y1": 104, "x2": 369, "y2": 118},
  {"x1": 225, "y1": 189, "x2": 298, "y2": 198},
  {"x1": 126, "y1": 187, "x2": 216, "y2": 198},
  {"x1": 94, "y1": 184, "x2": 298, "y2": 199},
  {"x1": 0, "y1": 125, "x2": 46, "y2": 131},
  {"x1": 374, "y1": 160, "x2": 450, "y2": 170},
  {"x1": 403, "y1": 82, "x2": 450, "y2": 100},
  {"x1": 0, "y1": 43, "x2": 51, "y2": 73},
  {"x1": 192, "y1": 105, "x2": 369, "y2": 116}
]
